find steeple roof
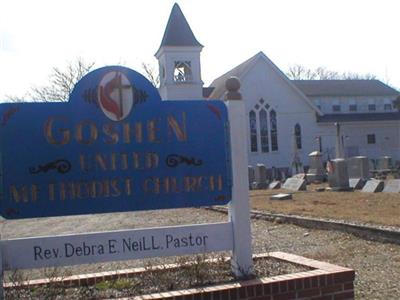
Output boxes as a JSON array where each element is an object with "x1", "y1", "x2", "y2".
[{"x1": 158, "y1": 3, "x2": 202, "y2": 48}]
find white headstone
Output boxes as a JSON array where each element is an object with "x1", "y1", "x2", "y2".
[
  {"x1": 255, "y1": 163, "x2": 268, "y2": 189},
  {"x1": 328, "y1": 158, "x2": 350, "y2": 191},
  {"x1": 347, "y1": 156, "x2": 370, "y2": 179},
  {"x1": 307, "y1": 151, "x2": 325, "y2": 182}
]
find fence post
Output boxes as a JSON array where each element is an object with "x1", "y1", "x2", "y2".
[{"x1": 224, "y1": 77, "x2": 254, "y2": 277}]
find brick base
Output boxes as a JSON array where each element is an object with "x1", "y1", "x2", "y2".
[{"x1": 4, "y1": 252, "x2": 355, "y2": 300}]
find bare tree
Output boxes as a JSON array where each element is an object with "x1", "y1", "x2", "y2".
[
  {"x1": 6, "y1": 58, "x2": 94, "y2": 102},
  {"x1": 286, "y1": 64, "x2": 316, "y2": 80},
  {"x1": 141, "y1": 62, "x2": 160, "y2": 88},
  {"x1": 286, "y1": 65, "x2": 377, "y2": 80}
]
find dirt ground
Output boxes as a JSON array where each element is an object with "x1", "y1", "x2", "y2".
[
  {"x1": 250, "y1": 185, "x2": 400, "y2": 227},
  {"x1": 1, "y1": 208, "x2": 399, "y2": 300}
]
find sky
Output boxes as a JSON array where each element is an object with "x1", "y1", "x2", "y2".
[{"x1": 1, "y1": 0, "x2": 399, "y2": 100}]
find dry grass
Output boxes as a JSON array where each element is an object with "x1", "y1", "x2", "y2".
[{"x1": 250, "y1": 185, "x2": 400, "y2": 227}]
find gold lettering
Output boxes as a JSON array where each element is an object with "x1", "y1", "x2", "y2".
[
  {"x1": 120, "y1": 153, "x2": 128, "y2": 170},
  {"x1": 144, "y1": 177, "x2": 160, "y2": 194},
  {"x1": 110, "y1": 153, "x2": 117, "y2": 170},
  {"x1": 167, "y1": 112, "x2": 187, "y2": 141},
  {"x1": 123, "y1": 122, "x2": 143, "y2": 144},
  {"x1": 132, "y1": 152, "x2": 143, "y2": 169},
  {"x1": 124, "y1": 178, "x2": 133, "y2": 196},
  {"x1": 44, "y1": 116, "x2": 70, "y2": 145},
  {"x1": 184, "y1": 176, "x2": 198, "y2": 192},
  {"x1": 95, "y1": 154, "x2": 108, "y2": 170},
  {"x1": 31, "y1": 185, "x2": 39, "y2": 202},
  {"x1": 110, "y1": 179, "x2": 121, "y2": 197},
  {"x1": 76, "y1": 120, "x2": 98, "y2": 145},
  {"x1": 79, "y1": 154, "x2": 89, "y2": 172},
  {"x1": 147, "y1": 119, "x2": 160, "y2": 143},
  {"x1": 103, "y1": 123, "x2": 119, "y2": 144},
  {"x1": 217, "y1": 175, "x2": 223, "y2": 191},
  {"x1": 146, "y1": 152, "x2": 159, "y2": 169},
  {"x1": 10, "y1": 185, "x2": 29, "y2": 203},
  {"x1": 48, "y1": 183, "x2": 55, "y2": 201}
]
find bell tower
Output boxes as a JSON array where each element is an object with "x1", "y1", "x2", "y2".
[{"x1": 155, "y1": 3, "x2": 204, "y2": 100}]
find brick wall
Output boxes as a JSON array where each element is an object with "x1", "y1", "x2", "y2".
[{"x1": 4, "y1": 252, "x2": 355, "y2": 300}]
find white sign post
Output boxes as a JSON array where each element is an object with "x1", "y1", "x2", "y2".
[{"x1": 225, "y1": 77, "x2": 254, "y2": 276}]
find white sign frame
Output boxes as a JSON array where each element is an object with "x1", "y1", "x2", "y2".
[{"x1": 0, "y1": 90, "x2": 253, "y2": 299}]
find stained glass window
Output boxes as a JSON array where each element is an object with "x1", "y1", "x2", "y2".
[
  {"x1": 270, "y1": 110, "x2": 278, "y2": 151},
  {"x1": 249, "y1": 110, "x2": 258, "y2": 152},
  {"x1": 295, "y1": 123, "x2": 302, "y2": 150},
  {"x1": 259, "y1": 109, "x2": 269, "y2": 152}
]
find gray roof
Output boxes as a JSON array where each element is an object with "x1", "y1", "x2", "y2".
[
  {"x1": 317, "y1": 112, "x2": 400, "y2": 123},
  {"x1": 158, "y1": 3, "x2": 202, "y2": 49},
  {"x1": 292, "y1": 80, "x2": 399, "y2": 97},
  {"x1": 202, "y1": 87, "x2": 215, "y2": 98}
]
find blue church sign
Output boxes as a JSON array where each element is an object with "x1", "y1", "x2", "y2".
[{"x1": 0, "y1": 66, "x2": 232, "y2": 219}]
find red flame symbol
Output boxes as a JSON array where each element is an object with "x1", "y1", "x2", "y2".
[{"x1": 99, "y1": 72, "x2": 123, "y2": 120}]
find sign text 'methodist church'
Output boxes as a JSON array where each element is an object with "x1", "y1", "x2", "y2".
[{"x1": 156, "y1": 3, "x2": 400, "y2": 174}]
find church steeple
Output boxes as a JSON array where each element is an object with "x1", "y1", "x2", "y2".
[
  {"x1": 158, "y1": 3, "x2": 202, "y2": 49},
  {"x1": 155, "y1": 3, "x2": 204, "y2": 100}
]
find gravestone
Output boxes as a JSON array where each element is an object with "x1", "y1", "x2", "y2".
[
  {"x1": 347, "y1": 156, "x2": 369, "y2": 179},
  {"x1": 362, "y1": 179, "x2": 384, "y2": 193},
  {"x1": 328, "y1": 158, "x2": 351, "y2": 191},
  {"x1": 255, "y1": 163, "x2": 268, "y2": 189},
  {"x1": 307, "y1": 151, "x2": 325, "y2": 182},
  {"x1": 349, "y1": 178, "x2": 366, "y2": 190},
  {"x1": 383, "y1": 179, "x2": 400, "y2": 193},
  {"x1": 282, "y1": 177, "x2": 306, "y2": 191},
  {"x1": 269, "y1": 181, "x2": 281, "y2": 189},
  {"x1": 271, "y1": 166, "x2": 278, "y2": 181},
  {"x1": 270, "y1": 193, "x2": 292, "y2": 200},
  {"x1": 248, "y1": 165, "x2": 255, "y2": 189},
  {"x1": 376, "y1": 156, "x2": 392, "y2": 171}
]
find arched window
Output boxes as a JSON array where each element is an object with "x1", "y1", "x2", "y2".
[
  {"x1": 249, "y1": 111, "x2": 258, "y2": 152},
  {"x1": 270, "y1": 110, "x2": 278, "y2": 151},
  {"x1": 295, "y1": 123, "x2": 302, "y2": 150},
  {"x1": 248, "y1": 99, "x2": 278, "y2": 153},
  {"x1": 259, "y1": 109, "x2": 269, "y2": 152}
]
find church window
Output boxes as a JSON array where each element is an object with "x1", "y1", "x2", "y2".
[
  {"x1": 294, "y1": 124, "x2": 302, "y2": 150},
  {"x1": 270, "y1": 110, "x2": 278, "y2": 151},
  {"x1": 384, "y1": 103, "x2": 392, "y2": 111},
  {"x1": 367, "y1": 134, "x2": 376, "y2": 144},
  {"x1": 249, "y1": 111, "x2": 258, "y2": 152},
  {"x1": 249, "y1": 99, "x2": 278, "y2": 153},
  {"x1": 173, "y1": 61, "x2": 192, "y2": 82},
  {"x1": 259, "y1": 109, "x2": 269, "y2": 153},
  {"x1": 332, "y1": 104, "x2": 341, "y2": 112},
  {"x1": 349, "y1": 104, "x2": 357, "y2": 112}
]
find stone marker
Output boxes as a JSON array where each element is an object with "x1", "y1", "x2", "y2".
[
  {"x1": 362, "y1": 179, "x2": 384, "y2": 193},
  {"x1": 270, "y1": 193, "x2": 293, "y2": 200},
  {"x1": 282, "y1": 177, "x2": 306, "y2": 191},
  {"x1": 347, "y1": 156, "x2": 369, "y2": 179},
  {"x1": 248, "y1": 165, "x2": 255, "y2": 189},
  {"x1": 307, "y1": 151, "x2": 325, "y2": 182},
  {"x1": 383, "y1": 179, "x2": 400, "y2": 193},
  {"x1": 349, "y1": 178, "x2": 366, "y2": 190},
  {"x1": 255, "y1": 163, "x2": 268, "y2": 189},
  {"x1": 269, "y1": 181, "x2": 281, "y2": 189},
  {"x1": 328, "y1": 158, "x2": 351, "y2": 191},
  {"x1": 376, "y1": 156, "x2": 392, "y2": 171}
]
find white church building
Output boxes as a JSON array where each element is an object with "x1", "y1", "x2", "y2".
[{"x1": 156, "y1": 4, "x2": 400, "y2": 173}]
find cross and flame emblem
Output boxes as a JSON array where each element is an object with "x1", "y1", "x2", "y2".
[{"x1": 98, "y1": 71, "x2": 134, "y2": 121}]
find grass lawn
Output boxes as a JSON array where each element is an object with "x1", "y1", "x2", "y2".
[{"x1": 250, "y1": 184, "x2": 400, "y2": 227}]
